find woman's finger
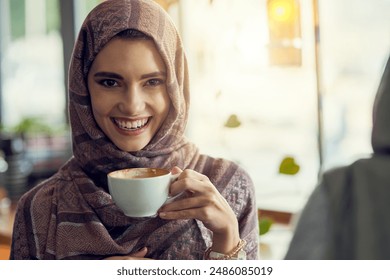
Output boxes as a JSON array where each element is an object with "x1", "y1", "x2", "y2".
[
  {"x1": 130, "y1": 247, "x2": 148, "y2": 258},
  {"x1": 170, "y1": 166, "x2": 183, "y2": 175},
  {"x1": 163, "y1": 168, "x2": 239, "y2": 237},
  {"x1": 103, "y1": 247, "x2": 150, "y2": 260},
  {"x1": 169, "y1": 177, "x2": 214, "y2": 197},
  {"x1": 160, "y1": 197, "x2": 204, "y2": 213}
]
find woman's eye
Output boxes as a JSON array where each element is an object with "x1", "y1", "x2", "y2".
[
  {"x1": 145, "y1": 78, "x2": 164, "y2": 87},
  {"x1": 99, "y1": 79, "x2": 118, "y2": 87}
]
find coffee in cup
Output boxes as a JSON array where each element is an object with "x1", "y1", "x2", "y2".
[{"x1": 107, "y1": 167, "x2": 177, "y2": 217}]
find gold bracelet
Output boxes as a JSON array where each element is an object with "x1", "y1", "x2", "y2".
[{"x1": 204, "y1": 239, "x2": 247, "y2": 260}]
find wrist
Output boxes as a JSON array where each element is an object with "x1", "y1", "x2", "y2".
[
  {"x1": 211, "y1": 225, "x2": 240, "y2": 254},
  {"x1": 205, "y1": 239, "x2": 247, "y2": 260}
]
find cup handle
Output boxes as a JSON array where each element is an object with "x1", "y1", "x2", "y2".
[
  {"x1": 170, "y1": 173, "x2": 180, "y2": 182},
  {"x1": 165, "y1": 173, "x2": 182, "y2": 204}
]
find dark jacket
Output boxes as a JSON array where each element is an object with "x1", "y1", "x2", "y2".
[{"x1": 286, "y1": 54, "x2": 390, "y2": 259}]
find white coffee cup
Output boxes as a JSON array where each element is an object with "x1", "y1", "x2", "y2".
[{"x1": 107, "y1": 167, "x2": 178, "y2": 217}]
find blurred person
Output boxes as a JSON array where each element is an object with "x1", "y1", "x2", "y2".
[
  {"x1": 285, "y1": 54, "x2": 390, "y2": 259},
  {"x1": 10, "y1": 0, "x2": 258, "y2": 260}
]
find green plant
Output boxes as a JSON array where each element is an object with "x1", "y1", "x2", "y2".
[
  {"x1": 224, "y1": 114, "x2": 241, "y2": 128},
  {"x1": 260, "y1": 156, "x2": 301, "y2": 236},
  {"x1": 259, "y1": 217, "x2": 274, "y2": 235},
  {"x1": 2, "y1": 117, "x2": 69, "y2": 137},
  {"x1": 12, "y1": 117, "x2": 54, "y2": 135},
  {"x1": 279, "y1": 156, "x2": 300, "y2": 175}
]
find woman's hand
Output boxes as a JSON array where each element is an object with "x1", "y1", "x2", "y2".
[
  {"x1": 158, "y1": 167, "x2": 240, "y2": 254},
  {"x1": 103, "y1": 247, "x2": 152, "y2": 260}
]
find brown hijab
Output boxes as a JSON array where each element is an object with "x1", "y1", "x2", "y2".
[
  {"x1": 69, "y1": 0, "x2": 198, "y2": 185},
  {"x1": 10, "y1": 0, "x2": 259, "y2": 260}
]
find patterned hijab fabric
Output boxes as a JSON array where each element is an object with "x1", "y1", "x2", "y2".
[
  {"x1": 69, "y1": 0, "x2": 198, "y2": 184},
  {"x1": 10, "y1": 0, "x2": 259, "y2": 260}
]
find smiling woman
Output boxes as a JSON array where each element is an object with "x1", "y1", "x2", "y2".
[
  {"x1": 87, "y1": 33, "x2": 170, "y2": 152},
  {"x1": 9, "y1": 0, "x2": 259, "y2": 260}
]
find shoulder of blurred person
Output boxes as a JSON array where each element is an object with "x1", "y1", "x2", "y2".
[
  {"x1": 286, "y1": 53, "x2": 390, "y2": 260},
  {"x1": 286, "y1": 155, "x2": 390, "y2": 260}
]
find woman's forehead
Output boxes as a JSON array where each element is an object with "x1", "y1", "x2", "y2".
[{"x1": 90, "y1": 38, "x2": 167, "y2": 75}]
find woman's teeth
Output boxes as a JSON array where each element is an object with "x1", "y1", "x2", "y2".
[{"x1": 114, "y1": 118, "x2": 149, "y2": 130}]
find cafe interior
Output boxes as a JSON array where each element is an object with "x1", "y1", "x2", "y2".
[{"x1": 0, "y1": 0, "x2": 389, "y2": 260}]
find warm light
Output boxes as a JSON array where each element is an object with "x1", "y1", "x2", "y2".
[
  {"x1": 268, "y1": 0, "x2": 294, "y2": 22},
  {"x1": 153, "y1": 0, "x2": 178, "y2": 11},
  {"x1": 266, "y1": 0, "x2": 302, "y2": 66}
]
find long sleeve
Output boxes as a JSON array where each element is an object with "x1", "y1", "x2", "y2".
[{"x1": 230, "y1": 168, "x2": 259, "y2": 259}]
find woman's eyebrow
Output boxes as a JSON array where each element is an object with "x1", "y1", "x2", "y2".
[
  {"x1": 140, "y1": 71, "x2": 166, "y2": 79},
  {"x1": 93, "y1": 72, "x2": 124, "y2": 80}
]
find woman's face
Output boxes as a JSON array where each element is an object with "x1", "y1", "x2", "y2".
[{"x1": 88, "y1": 38, "x2": 170, "y2": 152}]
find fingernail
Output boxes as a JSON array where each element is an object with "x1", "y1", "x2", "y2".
[{"x1": 159, "y1": 212, "x2": 166, "y2": 217}]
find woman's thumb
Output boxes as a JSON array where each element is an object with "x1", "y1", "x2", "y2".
[
  {"x1": 130, "y1": 247, "x2": 148, "y2": 258},
  {"x1": 171, "y1": 166, "x2": 183, "y2": 175}
]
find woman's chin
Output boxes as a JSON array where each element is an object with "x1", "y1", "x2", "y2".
[{"x1": 110, "y1": 135, "x2": 151, "y2": 151}]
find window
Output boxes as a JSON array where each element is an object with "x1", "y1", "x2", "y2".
[
  {"x1": 1, "y1": 0, "x2": 65, "y2": 128},
  {"x1": 173, "y1": 0, "x2": 390, "y2": 213},
  {"x1": 178, "y1": 0, "x2": 319, "y2": 211}
]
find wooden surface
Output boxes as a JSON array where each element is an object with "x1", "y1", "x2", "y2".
[
  {"x1": 259, "y1": 208, "x2": 292, "y2": 225},
  {"x1": 0, "y1": 196, "x2": 16, "y2": 260}
]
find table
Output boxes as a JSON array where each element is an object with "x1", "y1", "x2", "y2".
[
  {"x1": 260, "y1": 223, "x2": 293, "y2": 259},
  {"x1": 259, "y1": 208, "x2": 301, "y2": 259},
  {"x1": 0, "y1": 197, "x2": 16, "y2": 259}
]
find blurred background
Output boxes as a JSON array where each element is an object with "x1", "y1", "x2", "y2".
[{"x1": 0, "y1": 0, "x2": 389, "y2": 259}]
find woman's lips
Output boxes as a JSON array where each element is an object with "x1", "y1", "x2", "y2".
[
  {"x1": 113, "y1": 117, "x2": 150, "y2": 130},
  {"x1": 111, "y1": 117, "x2": 151, "y2": 135}
]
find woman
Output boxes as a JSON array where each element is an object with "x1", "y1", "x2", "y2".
[{"x1": 10, "y1": 0, "x2": 258, "y2": 260}]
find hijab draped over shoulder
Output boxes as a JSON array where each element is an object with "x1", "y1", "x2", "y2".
[{"x1": 10, "y1": 0, "x2": 259, "y2": 260}]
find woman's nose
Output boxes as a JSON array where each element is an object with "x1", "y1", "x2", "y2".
[{"x1": 118, "y1": 86, "x2": 145, "y2": 114}]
